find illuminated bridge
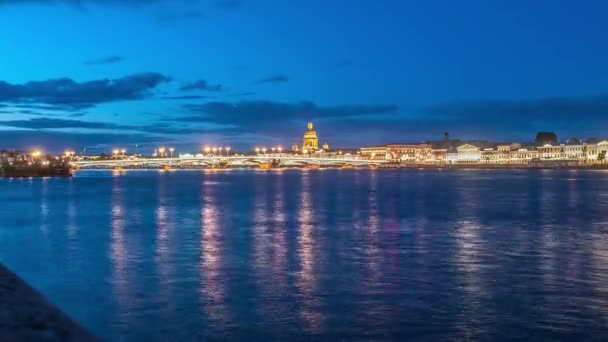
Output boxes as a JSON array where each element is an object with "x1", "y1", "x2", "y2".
[{"x1": 73, "y1": 155, "x2": 388, "y2": 169}]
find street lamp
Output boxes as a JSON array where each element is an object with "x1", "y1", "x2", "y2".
[
  {"x1": 159, "y1": 147, "x2": 166, "y2": 158},
  {"x1": 204, "y1": 147, "x2": 211, "y2": 155},
  {"x1": 262, "y1": 148, "x2": 267, "y2": 155},
  {"x1": 226, "y1": 147, "x2": 231, "y2": 156},
  {"x1": 255, "y1": 147, "x2": 260, "y2": 155},
  {"x1": 120, "y1": 148, "x2": 126, "y2": 156},
  {"x1": 278, "y1": 146, "x2": 282, "y2": 155},
  {"x1": 212, "y1": 147, "x2": 217, "y2": 155},
  {"x1": 112, "y1": 149, "x2": 119, "y2": 158},
  {"x1": 169, "y1": 147, "x2": 175, "y2": 158}
]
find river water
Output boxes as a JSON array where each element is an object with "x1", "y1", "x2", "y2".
[{"x1": 1, "y1": 169, "x2": 608, "y2": 341}]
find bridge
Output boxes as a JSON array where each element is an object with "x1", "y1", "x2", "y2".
[{"x1": 73, "y1": 155, "x2": 388, "y2": 169}]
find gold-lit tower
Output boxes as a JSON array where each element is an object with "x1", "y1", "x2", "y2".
[{"x1": 302, "y1": 122, "x2": 319, "y2": 151}]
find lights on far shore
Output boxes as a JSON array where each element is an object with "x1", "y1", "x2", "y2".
[
  {"x1": 203, "y1": 146, "x2": 231, "y2": 155},
  {"x1": 31, "y1": 150, "x2": 42, "y2": 158}
]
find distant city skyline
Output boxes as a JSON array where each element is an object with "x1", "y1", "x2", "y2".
[{"x1": 1, "y1": 0, "x2": 607, "y2": 152}]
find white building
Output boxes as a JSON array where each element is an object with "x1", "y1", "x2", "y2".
[{"x1": 456, "y1": 144, "x2": 481, "y2": 163}]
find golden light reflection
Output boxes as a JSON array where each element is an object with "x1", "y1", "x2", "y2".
[
  {"x1": 454, "y1": 183, "x2": 487, "y2": 338},
  {"x1": 67, "y1": 178, "x2": 78, "y2": 258},
  {"x1": 253, "y1": 174, "x2": 289, "y2": 322},
  {"x1": 40, "y1": 178, "x2": 49, "y2": 235},
  {"x1": 156, "y1": 177, "x2": 175, "y2": 308},
  {"x1": 200, "y1": 179, "x2": 228, "y2": 327},
  {"x1": 296, "y1": 172, "x2": 324, "y2": 333},
  {"x1": 110, "y1": 176, "x2": 132, "y2": 318}
]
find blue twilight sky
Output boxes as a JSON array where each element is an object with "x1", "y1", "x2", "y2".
[{"x1": 0, "y1": 0, "x2": 607, "y2": 153}]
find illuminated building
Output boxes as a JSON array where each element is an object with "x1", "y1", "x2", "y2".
[
  {"x1": 584, "y1": 141, "x2": 608, "y2": 162},
  {"x1": 563, "y1": 144, "x2": 585, "y2": 160},
  {"x1": 302, "y1": 122, "x2": 319, "y2": 151},
  {"x1": 537, "y1": 144, "x2": 562, "y2": 159},
  {"x1": 456, "y1": 144, "x2": 481, "y2": 163},
  {"x1": 292, "y1": 143, "x2": 299, "y2": 153},
  {"x1": 359, "y1": 146, "x2": 388, "y2": 160},
  {"x1": 322, "y1": 142, "x2": 329, "y2": 151}
]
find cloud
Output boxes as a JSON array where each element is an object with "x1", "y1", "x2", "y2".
[
  {"x1": 161, "y1": 95, "x2": 213, "y2": 100},
  {"x1": 176, "y1": 100, "x2": 398, "y2": 129},
  {"x1": 424, "y1": 95, "x2": 608, "y2": 122},
  {"x1": 84, "y1": 55, "x2": 125, "y2": 66},
  {"x1": 256, "y1": 74, "x2": 289, "y2": 84},
  {"x1": 0, "y1": 72, "x2": 170, "y2": 110},
  {"x1": 0, "y1": 129, "x2": 163, "y2": 152},
  {"x1": 180, "y1": 79, "x2": 222, "y2": 92},
  {"x1": 0, "y1": 117, "x2": 129, "y2": 129}
]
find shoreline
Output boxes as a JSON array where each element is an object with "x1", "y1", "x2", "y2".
[
  {"x1": 68, "y1": 164, "x2": 608, "y2": 172},
  {"x1": 0, "y1": 264, "x2": 95, "y2": 341}
]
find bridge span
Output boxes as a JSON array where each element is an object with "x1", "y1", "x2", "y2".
[{"x1": 73, "y1": 155, "x2": 387, "y2": 169}]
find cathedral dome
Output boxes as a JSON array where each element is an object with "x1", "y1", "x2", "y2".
[{"x1": 302, "y1": 122, "x2": 319, "y2": 151}]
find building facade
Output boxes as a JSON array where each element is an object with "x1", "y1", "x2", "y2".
[
  {"x1": 359, "y1": 146, "x2": 388, "y2": 160},
  {"x1": 302, "y1": 122, "x2": 319, "y2": 152}
]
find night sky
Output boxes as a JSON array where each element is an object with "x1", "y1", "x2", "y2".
[{"x1": 1, "y1": 0, "x2": 607, "y2": 153}]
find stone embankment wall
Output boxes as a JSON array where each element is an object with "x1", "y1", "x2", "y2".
[{"x1": 0, "y1": 264, "x2": 95, "y2": 341}]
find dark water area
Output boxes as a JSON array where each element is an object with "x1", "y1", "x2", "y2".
[{"x1": 1, "y1": 169, "x2": 608, "y2": 341}]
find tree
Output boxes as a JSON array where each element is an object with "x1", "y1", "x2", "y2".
[{"x1": 535, "y1": 132, "x2": 558, "y2": 146}]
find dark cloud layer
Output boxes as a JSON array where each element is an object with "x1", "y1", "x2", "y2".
[
  {"x1": 84, "y1": 55, "x2": 124, "y2": 66},
  {"x1": 0, "y1": 72, "x2": 170, "y2": 109},
  {"x1": 0, "y1": 0, "x2": 242, "y2": 10},
  {"x1": 180, "y1": 79, "x2": 222, "y2": 92},
  {"x1": 177, "y1": 100, "x2": 398, "y2": 127},
  {"x1": 0, "y1": 117, "x2": 128, "y2": 129},
  {"x1": 256, "y1": 74, "x2": 289, "y2": 84},
  {"x1": 424, "y1": 95, "x2": 608, "y2": 122},
  {"x1": 0, "y1": 130, "x2": 162, "y2": 152}
]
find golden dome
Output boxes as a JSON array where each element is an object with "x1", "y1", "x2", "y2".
[
  {"x1": 303, "y1": 122, "x2": 317, "y2": 139},
  {"x1": 302, "y1": 122, "x2": 319, "y2": 150}
]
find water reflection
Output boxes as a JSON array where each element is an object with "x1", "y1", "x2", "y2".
[
  {"x1": 296, "y1": 171, "x2": 324, "y2": 333},
  {"x1": 200, "y1": 177, "x2": 228, "y2": 328},
  {"x1": 156, "y1": 174, "x2": 176, "y2": 318},
  {"x1": 110, "y1": 176, "x2": 131, "y2": 325},
  {"x1": 454, "y1": 180, "x2": 489, "y2": 339},
  {"x1": 40, "y1": 178, "x2": 49, "y2": 235},
  {"x1": 1, "y1": 170, "x2": 608, "y2": 340}
]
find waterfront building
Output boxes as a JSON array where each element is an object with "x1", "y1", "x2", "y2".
[
  {"x1": 537, "y1": 144, "x2": 562, "y2": 159},
  {"x1": 386, "y1": 144, "x2": 433, "y2": 163},
  {"x1": 322, "y1": 142, "x2": 330, "y2": 151},
  {"x1": 480, "y1": 148, "x2": 500, "y2": 164},
  {"x1": 302, "y1": 122, "x2": 319, "y2": 151},
  {"x1": 510, "y1": 148, "x2": 539, "y2": 164},
  {"x1": 585, "y1": 141, "x2": 608, "y2": 162},
  {"x1": 563, "y1": 144, "x2": 585, "y2": 160},
  {"x1": 456, "y1": 144, "x2": 481, "y2": 163},
  {"x1": 446, "y1": 152, "x2": 459, "y2": 164},
  {"x1": 292, "y1": 143, "x2": 299, "y2": 153},
  {"x1": 360, "y1": 146, "x2": 388, "y2": 160},
  {"x1": 430, "y1": 149, "x2": 447, "y2": 164}
]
